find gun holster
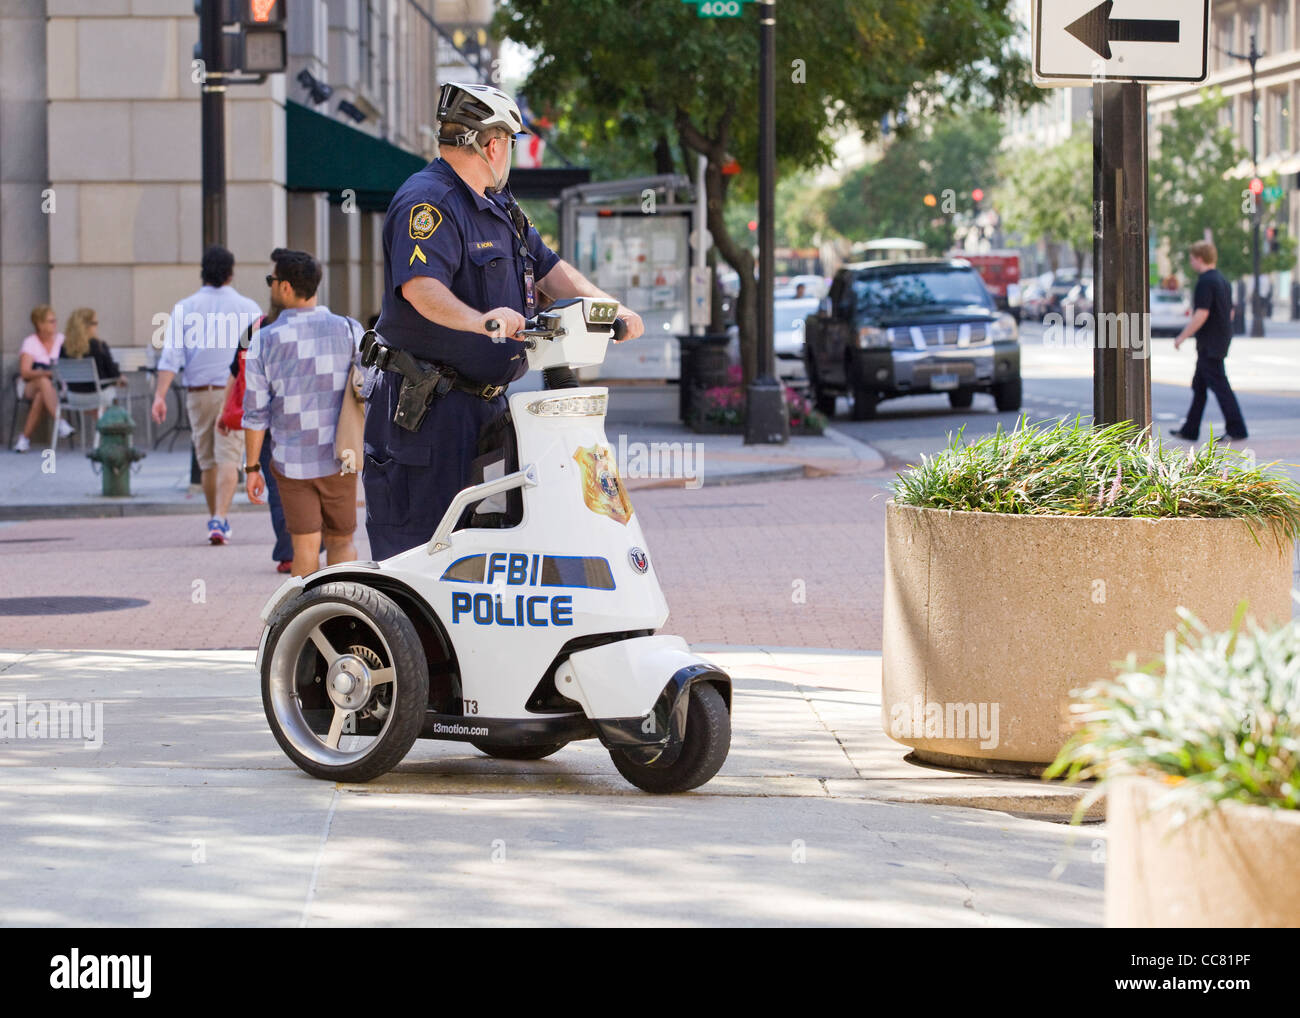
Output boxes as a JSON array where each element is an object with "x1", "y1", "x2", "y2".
[{"x1": 360, "y1": 330, "x2": 454, "y2": 433}]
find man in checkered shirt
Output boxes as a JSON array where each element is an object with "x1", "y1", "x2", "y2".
[{"x1": 242, "y1": 248, "x2": 363, "y2": 577}]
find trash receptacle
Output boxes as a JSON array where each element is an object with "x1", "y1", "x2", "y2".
[{"x1": 676, "y1": 333, "x2": 731, "y2": 423}]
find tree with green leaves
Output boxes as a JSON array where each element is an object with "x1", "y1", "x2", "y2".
[
  {"x1": 1150, "y1": 88, "x2": 1295, "y2": 284},
  {"x1": 495, "y1": 0, "x2": 1037, "y2": 384},
  {"x1": 996, "y1": 131, "x2": 1092, "y2": 272},
  {"x1": 825, "y1": 110, "x2": 1004, "y2": 253}
]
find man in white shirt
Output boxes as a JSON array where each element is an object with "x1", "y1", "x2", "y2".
[{"x1": 152, "y1": 245, "x2": 262, "y2": 544}]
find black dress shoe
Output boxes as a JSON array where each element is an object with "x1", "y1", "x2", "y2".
[{"x1": 1169, "y1": 428, "x2": 1197, "y2": 440}]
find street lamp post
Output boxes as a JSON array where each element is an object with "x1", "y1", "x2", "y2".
[
  {"x1": 199, "y1": 0, "x2": 227, "y2": 250},
  {"x1": 1228, "y1": 33, "x2": 1266, "y2": 338},
  {"x1": 744, "y1": 0, "x2": 789, "y2": 445}
]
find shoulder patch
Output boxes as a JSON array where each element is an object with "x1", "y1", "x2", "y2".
[{"x1": 409, "y1": 203, "x2": 442, "y2": 241}]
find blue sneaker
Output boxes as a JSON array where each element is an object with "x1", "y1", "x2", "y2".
[{"x1": 208, "y1": 517, "x2": 231, "y2": 545}]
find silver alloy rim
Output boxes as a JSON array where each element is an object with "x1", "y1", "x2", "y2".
[{"x1": 268, "y1": 601, "x2": 399, "y2": 767}]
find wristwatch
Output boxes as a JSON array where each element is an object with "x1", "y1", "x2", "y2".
[{"x1": 244, "y1": 463, "x2": 261, "y2": 473}]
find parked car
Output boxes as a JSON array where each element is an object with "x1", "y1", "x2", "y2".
[
  {"x1": 803, "y1": 259, "x2": 1022, "y2": 419},
  {"x1": 1020, "y1": 281, "x2": 1049, "y2": 321},
  {"x1": 774, "y1": 296, "x2": 820, "y2": 381},
  {"x1": 1043, "y1": 271, "x2": 1081, "y2": 318},
  {"x1": 1061, "y1": 280, "x2": 1094, "y2": 322},
  {"x1": 1150, "y1": 288, "x2": 1191, "y2": 336}
]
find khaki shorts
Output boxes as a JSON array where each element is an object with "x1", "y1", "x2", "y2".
[
  {"x1": 186, "y1": 387, "x2": 243, "y2": 471},
  {"x1": 272, "y1": 464, "x2": 358, "y2": 537}
]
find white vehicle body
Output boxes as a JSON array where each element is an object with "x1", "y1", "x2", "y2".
[{"x1": 257, "y1": 298, "x2": 732, "y2": 790}]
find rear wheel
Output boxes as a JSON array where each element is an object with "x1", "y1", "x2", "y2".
[
  {"x1": 471, "y1": 741, "x2": 566, "y2": 760},
  {"x1": 947, "y1": 388, "x2": 974, "y2": 409},
  {"x1": 610, "y1": 682, "x2": 731, "y2": 794},
  {"x1": 993, "y1": 376, "x2": 1023, "y2": 412},
  {"x1": 261, "y1": 581, "x2": 429, "y2": 783},
  {"x1": 850, "y1": 377, "x2": 878, "y2": 420}
]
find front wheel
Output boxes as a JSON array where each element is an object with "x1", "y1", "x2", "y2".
[
  {"x1": 261, "y1": 581, "x2": 429, "y2": 783},
  {"x1": 610, "y1": 682, "x2": 730, "y2": 794},
  {"x1": 992, "y1": 376, "x2": 1023, "y2": 412}
]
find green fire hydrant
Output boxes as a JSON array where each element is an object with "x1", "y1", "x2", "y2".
[{"x1": 87, "y1": 404, "x2": 146, "y2": 497}]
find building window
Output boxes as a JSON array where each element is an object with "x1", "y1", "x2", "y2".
[
  {"x1": 1216, "y1": 15, "x2": 1235, "y2": 69},
  {"x1": 1273, "y1": 89, "x2": 1291, "y2": 153},
  {"x1": 1273, "y1": 0, "x2": 1290, "y2": 52}
]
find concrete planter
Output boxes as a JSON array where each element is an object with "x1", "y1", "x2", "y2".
[
  {"x1": 882, "y1": 503, "x2": 1294, "y2": 771},
  {"x1": 1106, "y1": 775, "x2": 1300, "y2": 927}
]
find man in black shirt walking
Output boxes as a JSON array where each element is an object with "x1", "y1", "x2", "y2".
[{"x1": 1171, "y1": 240, "x2": 1248, "y2": 441}]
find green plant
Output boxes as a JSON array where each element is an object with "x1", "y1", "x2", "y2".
[
  {"x1": 1046, "y1": 607, "x2": 1300, "y2": 816},
  {"x1": 891, "y1": 416, "x2": 1300, "y2": 544}
]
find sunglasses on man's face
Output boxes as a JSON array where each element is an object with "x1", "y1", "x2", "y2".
[{"x1": 266, "y1": 275, "x2": 280, "y2": 287}]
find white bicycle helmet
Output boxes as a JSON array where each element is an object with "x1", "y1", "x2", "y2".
[
  {"x1": 438, "y1": 82, "x2": 528, "y2": 193},
  {"x1": 438, "y1": 81, "x2": 526, "y2": 138}
]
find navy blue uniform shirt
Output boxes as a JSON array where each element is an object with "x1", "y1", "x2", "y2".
[{"x1": 375, "y1": 157, "x2": 560, "y2": 386}]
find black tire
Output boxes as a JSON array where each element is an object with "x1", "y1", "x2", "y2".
[
  {"x1": 610, "y1": 682, "x2": 731, "y2": 794},
  {"x1": 261, "y1": 581, "x2": 429, "y2": 783},
  {"x1": 806, "y1": 355, "x2": 838, "y2": 418},
  {"x1": 947, "y1": 388, "x2": 974, "y2": 409},
  {"x1": 471, "y1": 741, "x2": 566, "y2": 760},
  {"x1": 850, "y1": 380, "x2": 878, "y2": 420},
  {"x1": 813, "y1": 389, "x2": 837, "y2": 418},
  {"x1": 992, "y1": 376, "x2": 1023, "y2": 412}
]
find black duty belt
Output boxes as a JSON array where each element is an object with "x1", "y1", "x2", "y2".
[{"x1": 360, "y1": 330, "x2": 504, "y2": 432}]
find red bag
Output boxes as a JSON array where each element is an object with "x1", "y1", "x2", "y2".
[{"x1": 220, "y1": 316, "x2": 261, "y2": 432}]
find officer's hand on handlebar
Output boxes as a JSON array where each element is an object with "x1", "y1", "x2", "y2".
[
  {"x1": 481, "y1": 308, "x2": 526, "y2": 342},
  {"x1": 615, "y1": 309, "x2": 644, "y2": 343}
]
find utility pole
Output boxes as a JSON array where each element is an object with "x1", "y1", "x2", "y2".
[
  {"x1": 744, "y1": 0, "x2": 789, "y2": 444},
  {"x1": 1228, "y1": 33, "x2": 1266, "y2": 338}
]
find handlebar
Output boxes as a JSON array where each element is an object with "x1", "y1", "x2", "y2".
[{"x1": 484, "y1": 312, "x2": 629, "y2": 346}]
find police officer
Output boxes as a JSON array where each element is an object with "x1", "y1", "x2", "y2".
[{"x1": 365, "y1": 82, "x2": 644, "y2": 559}]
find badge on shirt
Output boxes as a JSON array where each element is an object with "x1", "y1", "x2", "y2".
[
  {"x1": 409, "y1": 203, "x2": 442, "y2": 241},
  {"x1": 410, "y1": 245, "x2": 428, "y2": 267}
]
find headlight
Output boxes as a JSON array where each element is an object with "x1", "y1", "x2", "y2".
[
  {"x1": 525, "y1": 394, "x2": 608, "y2": 417},
  {"x1": 990, "y1": 313, "x2": 1019, "y2": 343},
  {"x1": 857, "y1": 326, "x2": 889, "y2": 348}
]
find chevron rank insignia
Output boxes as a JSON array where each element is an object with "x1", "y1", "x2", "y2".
[{"x1": 409, "y1": 244, "x2": 427, "y2": 267}]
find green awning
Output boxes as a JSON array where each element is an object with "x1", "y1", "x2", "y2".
[{"x1": 285, "y1": 100, "x2": 426, "y2": 213}]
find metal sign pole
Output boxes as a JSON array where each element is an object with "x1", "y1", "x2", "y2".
[{"x1": 1091, "y1": 80, "x2": 1152, "y2": 430}]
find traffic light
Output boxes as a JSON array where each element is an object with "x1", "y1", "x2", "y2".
[
  {"x1": 923, "y1": 193, "x2": 937, "y2": 207},
  {"x1": 1250, "y1": 177, "x2": 1264, "y2": 195},
  {"x1": 203, "y1": 0, "x2": 286, "y2": 74},
  {"x1": 971, "y1": 188, "x2": 985, "y2": 204},
  {"x1": 1267, "y1": 225, "x2": 1279, "y2": 254}
]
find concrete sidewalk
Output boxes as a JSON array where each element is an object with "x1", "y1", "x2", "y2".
[
  {"x1": 0, "y1": 646, "x2": 1103, "y2": 927},
  {"x1": 0, "y1": 384, "x2": 883, "y2": 520}
]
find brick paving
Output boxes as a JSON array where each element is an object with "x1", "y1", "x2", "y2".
[{"x1": 0, "y1": 472, "x2": 889, "y2": 652}]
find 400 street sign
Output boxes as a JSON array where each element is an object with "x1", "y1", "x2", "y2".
[
  {"x1": 1034, "y1": 0, "x2": 1209, "y2": 85},
  {"x1": 682, "y1": 0, "x2": 750, "y2": 18}
]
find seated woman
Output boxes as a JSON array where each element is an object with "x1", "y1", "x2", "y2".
[
  {"x1": 59, "y1": 308, "x2": 126, "y2": 436},
  {"x1": 14, "y1": 304, "x2": 73, "y2": 453}
]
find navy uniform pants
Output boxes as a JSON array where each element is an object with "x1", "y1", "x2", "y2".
[
  {"x1": 362, "y1": 371, "x2": 507, "y2": 560},
  {"x1": 1181, "y1": 355, "x2": 1248, "y2": 440}
]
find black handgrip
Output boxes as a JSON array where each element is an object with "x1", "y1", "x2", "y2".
[
  {"x1": 612, "y1": 317, "x2": 628, "y2": 343},
  {"x1": 485, "y1": 319, "x2": 502, "y2": 334}
]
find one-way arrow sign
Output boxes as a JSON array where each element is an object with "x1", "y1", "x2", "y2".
[
  {"x1": 1034, "y1": 0, "x2": 1208, "y2": 85},
  {"x1": 1065, "y1": 2, "x2": 1178, "y2": 60}
]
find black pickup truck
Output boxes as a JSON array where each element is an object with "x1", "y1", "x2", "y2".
[{"x1": 804, "y1": 259, "x2": 1022, "y2": 420}]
